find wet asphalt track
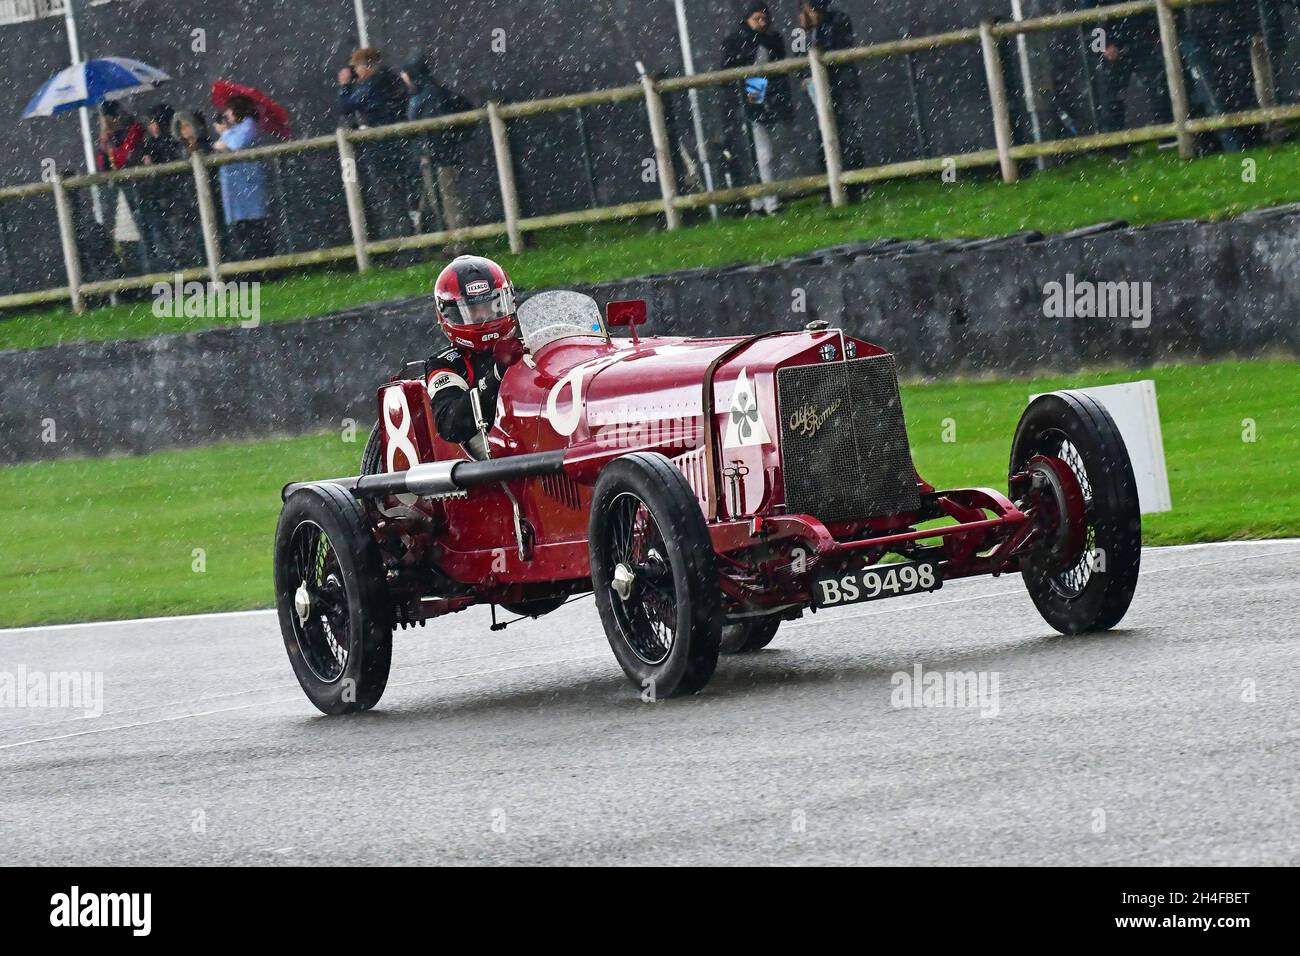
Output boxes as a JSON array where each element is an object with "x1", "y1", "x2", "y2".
[{"x1": 1, "y1": 539, "x2": 1296, "y2": 866}]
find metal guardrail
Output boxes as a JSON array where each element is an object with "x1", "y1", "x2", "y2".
[{"x1": 1, "y1": 0, "x2": 1291, "y2": 313}]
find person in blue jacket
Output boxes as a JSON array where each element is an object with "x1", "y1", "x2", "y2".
[{"x1": 212, "y1": 94, "x2": 273, "y2": 261}]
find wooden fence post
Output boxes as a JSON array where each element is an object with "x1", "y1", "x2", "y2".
[
  {"x1": 487, "y1": 101, "x2": 525, "y2": 254},
  {"x1": 808, "y1": 46, "x2": 847, "y2": 207},
  {"x1": 190, "y1": 151, "x2": 223, "y2": 285},
  {"x1": 336, "y1": 127, "x2": 371, "y2": 272},
  {"x1": 51, "y1": 174, "x2": 83, "y2": 313},
  {"x1": 1154, "y1": 0, "x2": 1194, "y2": 159},
  {"x1": 639, "y1": 72, "x2": 683, "y2": 229},
  {"x1": 979, "y1": 20, "x2": 1019, "y2": 184}
]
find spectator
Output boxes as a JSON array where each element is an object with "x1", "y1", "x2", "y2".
[
  {"x1": 94, "y1": 102, "x2": 149, "y2": 274},
  {"x1": 1259, "y1": 0, "x2": 1300, "y2": 102},
  {"x1": 721, "y1": 2, "x2": 794, "y2": 215},
  {"x1": 338, "y1": 47, "x2": 407, "y2": 127},
  {"x1": 1080, "y1": 1, "x2": 1166, "y2": 158},
  {"x1": 1179, "y1": 0, "x2": 1264, "y2": 151},
  {"x1": 338, "y1": 47, "x2": 411, "y2": 236},
  {"x1": 800, "y1": 0, "x2": 868, "y2": 199},
  {"x1": 401, "y1": 56, "x2": 473, "y2": 237},
  {"x1": 171, "y1": 109, "x2": 213, "y2": 156},
  {"x1": 137, "y1": 104, "x2": 187, "y2": 270},
  {"x1": 212, "y1": 94, "x2": 274, "y2": 261}
]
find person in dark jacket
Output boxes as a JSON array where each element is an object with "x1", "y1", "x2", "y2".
[
  {"x1": 137, "y1": 104, "x2": 187, "y2": 270},
  {"x1": 721, "y1": 2, "x2": 794, "y2": 214},
  {"x1": 1178, "y1": 0, "x2": 1266, "y2": 151},
  {"x1": 338, "y1": 47, "x2": 410, "y2": 236},
  {"x1": 338, "y1": 47, "x2": 408, "y2": 126},
  {"x1": 401, "y1": 56, "x2": 472, "y2": 237},
  {"x1": 800, "y1": 0, "x2": 867, "y2": 196},
  {"x1": 1080, "y1": 0, "x2": 1167, "y2": 156}
]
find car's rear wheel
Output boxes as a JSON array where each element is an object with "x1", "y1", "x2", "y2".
[
  {"x1": 1010, "y1": 391, "x2": 1141, "y2": 635},
  {"x1": 360, "y1": 419, "x2": 382, "y2": 475},
  {"x1": 589, "y1": 453, "x2": 721, "y2": 698},
  {"x1": 721, "y1": 617, "x2": 781, "y2": 653},
  {"x1": 274, "y1": 483, "x2": 392, "y2": 714}
]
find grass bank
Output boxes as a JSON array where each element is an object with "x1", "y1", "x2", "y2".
[{"x1": 0, "y1": 359, "x2": 1293, "y2": 628}]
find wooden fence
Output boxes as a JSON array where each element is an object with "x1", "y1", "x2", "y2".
[{"x1": 2, "y1": 0, "x2": 1293, "y2": 314}]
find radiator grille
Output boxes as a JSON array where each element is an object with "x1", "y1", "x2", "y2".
[{"x1": 776, "y1": 354, "x2": 920, "y2": 522}]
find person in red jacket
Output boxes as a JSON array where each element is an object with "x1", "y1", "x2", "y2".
[{"x1": 96, "y1": 102, "x2": 150, "y2": 273}]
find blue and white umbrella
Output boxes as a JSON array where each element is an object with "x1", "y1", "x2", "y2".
[{"x1": 22, "y1": 58, "x2": 171, "y2": 118}]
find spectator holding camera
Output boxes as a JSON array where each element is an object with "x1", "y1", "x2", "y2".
[{"x1": 721, "y1": 1, "x2": 794, "y2": 215}]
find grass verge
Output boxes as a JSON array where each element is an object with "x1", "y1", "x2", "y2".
[
  {"x1": 4, "y1": 140, "x2": 1300, "y2": 351},
  {"x1": 0, "y1": 359, "x2": 1293, "y2": 628}
]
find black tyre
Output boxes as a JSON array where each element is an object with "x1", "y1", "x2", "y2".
[
  {"x1": 720, "y1": 616, "x2": 781, "y2": 654},
  {"x1": 589, "y1": 453, "x2": 722, "y2": 698},
  {"x1": 1010, "y1": 390, "x2": 1141, "y2": 635},
  {"x1": 274, "y1": 483, "x2": 393, "y2": 714},
  {"x1": 360, "y1": 419, "x2": 383, "y2": 476}
]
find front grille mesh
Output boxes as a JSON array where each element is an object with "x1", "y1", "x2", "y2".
[{"x1": 777, "y1": 354, "x2": 920, "y2": 522}]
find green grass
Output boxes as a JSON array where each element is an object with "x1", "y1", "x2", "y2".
[
  {"x1": 4, "y1": 140, "x2": 1300, "y2": 352},
  {"x1": 0, "y1": 359, "x2": 1293, "y2": 628}
]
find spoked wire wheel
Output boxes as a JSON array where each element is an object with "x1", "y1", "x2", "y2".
[
  {"x1": 589, "y1": 453, "x2": 722, "y2": 698},
  {"x1": 604, "y1": 492, "x2": 676, "y2": 665},
  {"x1": 274, "y1": 484, "x2": 393, "y2": 714},
  {"x1": 286, "y1": 520, "x2": 352, "y2": 683},
  {"x1": 1010, "y1": 391, "x2": 1141, "y2": 635},
  {"x1": 1040, "y1": 433, "x2": 1096, "y2": 599}
]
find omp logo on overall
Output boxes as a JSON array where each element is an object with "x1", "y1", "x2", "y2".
[{"x1": 50, "y1": 886, "x2": 151, "y2": 936}]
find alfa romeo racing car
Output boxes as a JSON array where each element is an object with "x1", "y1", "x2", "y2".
[{"x1": 274, "y1": 290, "x2": 1141, "y2": 713}]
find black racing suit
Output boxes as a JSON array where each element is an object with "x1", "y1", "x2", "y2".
[{"x1": 424, "y1": 346, "x2": 508, "y2": 446}]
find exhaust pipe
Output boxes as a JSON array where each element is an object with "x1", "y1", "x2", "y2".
[{"x1": 282, "y1": 450, "x2": 566, "y2": 502}]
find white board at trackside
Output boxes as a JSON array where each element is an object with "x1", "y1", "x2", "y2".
[{"x1": 1030, "y1": 380, "x2": 1172, "y2": 514}]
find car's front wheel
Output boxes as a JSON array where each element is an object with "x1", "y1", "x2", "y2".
[
  {"x1": 274, "y1": 483, "x2": 392, "y2": 714},
  {"x1": 589, "y1": 453, "x2": 721, "y2": 698},
  {"x1": 1010, "y1": 390, "x2": 1141, "y2": 635}
]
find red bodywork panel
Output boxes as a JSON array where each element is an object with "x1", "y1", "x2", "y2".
[{"x1": 372, "y1": 325, "x2": 1032, "y2": 618}]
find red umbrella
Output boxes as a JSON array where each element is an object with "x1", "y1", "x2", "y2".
[{"x1": 211, "y1": 80, "x2": 293, "y2": 139}]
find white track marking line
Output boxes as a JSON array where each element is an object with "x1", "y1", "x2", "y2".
[
  {"x1": 1, "y1": 540, "x2": 1297, "y2": 635},
  {"x1": 2, "y1": 547, "x2": 1297, "y2": 752},
  {"x1": 789, "y1": 547, "x2": 1300, "y2": 629},
  {"x1": 0, "y1": 608, "x2": 277, "y2": 635},
  {"x1": 6, "y1": 636, "x2": 608, "y2": 731},
  {"x1": 0, "y1": 654, "x2": 609, "y2": 752}
]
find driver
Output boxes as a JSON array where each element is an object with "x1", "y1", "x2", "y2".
[{"x1": 426, "y1": 255, "x2": 526, "y2": 447}]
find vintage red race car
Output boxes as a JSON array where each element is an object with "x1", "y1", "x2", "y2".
[{"x1": 274, "y1": 290, "x2": 1142, "y2": 713}]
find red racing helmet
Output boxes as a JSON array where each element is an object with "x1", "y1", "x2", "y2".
[{"x1": 434, "y1": 255, "x2": 518, "y2": 352}]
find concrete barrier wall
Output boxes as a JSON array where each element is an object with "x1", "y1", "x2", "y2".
[{"x1": 2, "y1": 208, "x2": 1297, "y2": 464}]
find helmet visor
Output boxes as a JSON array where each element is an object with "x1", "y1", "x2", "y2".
[{"x1": 447, "y1": 285, "x2": 515, "y2": 326}]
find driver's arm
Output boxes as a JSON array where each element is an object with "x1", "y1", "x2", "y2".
[
  {"x1": 427, "y1": 361, "x2": 500, "y2": 445},
  {"x1": 426, "y1": 339, "x2": 524, "y2": 445}
]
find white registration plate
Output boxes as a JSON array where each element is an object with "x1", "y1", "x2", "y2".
[{"x1": 811, "y1": 560, "x2": 942, "y2": 608}]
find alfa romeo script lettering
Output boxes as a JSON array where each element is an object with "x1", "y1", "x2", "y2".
[{"x1": 789, "y1": 399, "x2": 843, "y2": 438}]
